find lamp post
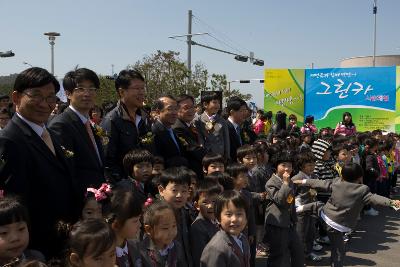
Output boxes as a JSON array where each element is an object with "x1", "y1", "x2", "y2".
[
  {"x1": 44, "y1": 32, "x2": 60, "y2": 74},
  {"x1": 372, "y1": 0, "x2": 377, "y2": 67}
]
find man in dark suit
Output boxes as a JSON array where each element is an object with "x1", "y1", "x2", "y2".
[
  {"x1": 48, "y1": 68, "x2": 105, "y2": 203},
  {"x1": 173, "y1": 94, "x2": 206, "y2": 178},
  {"x1": 0, "y1": 67, "x2": 79, "y2": 258},
  {"x1": 101, "y1": 70, "x2": 151, "y2": 181},
  {"x1": 152, "y1": 95, "x2": 188, "y2": 168},
  {"x1": 226, "y1": 97, "x2": 248, "y2": 162}
]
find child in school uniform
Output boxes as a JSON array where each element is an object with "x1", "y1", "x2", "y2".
[
  {"x1": 226, "y1": 163, "x2": 257, "y2": 266},
  {"x1": 158, "y1": 167, "x2": 193, "y2": 266},
  {"x1": 202, "y1": 152, "x2": 225, "y2": 175},
  {"x1": 190, "y1": 179, "x2": 222, "y2": 267},
  {"x1": 116, "y1": 148, "x2": 154, "y2": 205},
  {"x1": 139, "y1": 201, "x2": 187, "y2": 267},
  {"x1": 292, "y1": 152, "x2": 322, "y2": 262},
  {"x1": 294, "y1": 162, "x2": 400, "y2": 267},
  {"x1": 263, "y1": 150, "x2": 305, "y2": 267},
  {"x1": 200, "y1": 190, "x2": 250, "y2": 267}
]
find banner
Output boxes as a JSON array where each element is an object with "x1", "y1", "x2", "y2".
[
  {"x1": 264, "y1": 69, "x2": 305, "y2": 123},
  {"x1": 305, "y1": 67, "x2": 397, "y2": 132}
]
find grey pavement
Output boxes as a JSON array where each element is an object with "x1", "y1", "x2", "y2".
[{"x1": 256, "y1": 193, "x2": 400, "y2": 267}]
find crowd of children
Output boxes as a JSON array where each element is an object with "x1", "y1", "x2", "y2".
[{"x1": 2, "y1": 114, "x2": 400, "y2": 267}]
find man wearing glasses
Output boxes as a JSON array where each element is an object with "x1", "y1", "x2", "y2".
[
  {"x1": 0, "y1": 67, "x2": 79, "y2": 258},
  {"x1": 48, "y1": 68, "x2": 105, "y2": 202},
  {"x1": 101, "y1": 69, "x2": 151, "y2": 182}
]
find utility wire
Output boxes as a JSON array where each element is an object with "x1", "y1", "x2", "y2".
[{"x1": 192, "y1": 14, "x2": 251, "y2": 55}]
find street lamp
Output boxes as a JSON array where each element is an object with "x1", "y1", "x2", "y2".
[{"x1": 44, "y1": 32, "x2": 60, "y2": 75}]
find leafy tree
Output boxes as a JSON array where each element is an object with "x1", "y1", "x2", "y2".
[
  {"x1": 209, "y1": 73, "x2": 252, "y2": 101},
  {"x1": 130, "y1": 50, "x2": 208, "y2": 105},
  {"x1": 97, "y1": 76, "x2": 118, "y2": 106}
]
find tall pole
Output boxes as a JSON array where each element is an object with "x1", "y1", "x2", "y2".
[
  {"x1": 50, "y1": 37, "x2": 55, "y2": 75},
  {"x1": 187, "y1": 10, "x2": 192, "y2": 94},
  {"x1": 372, "y1": 0, "x2": 377, "y2": 67},
  {"x1": 44, "y1": 32, "x2": 60, "y2": 75},
  {"x1": 187, "y1": 10, "x2": 192, "y2": 75}
]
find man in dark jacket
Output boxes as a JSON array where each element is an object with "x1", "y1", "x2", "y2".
[{"x1": 101, "y1": 70, "x2": 151, "y2": 182}]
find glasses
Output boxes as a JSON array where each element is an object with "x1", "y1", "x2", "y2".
[
  {"x1": 23, "y1": 92, "x2": 58, "y2": 104},
  {"x1": 74, "y1": 87, "x2": 97, "y2": 94}
]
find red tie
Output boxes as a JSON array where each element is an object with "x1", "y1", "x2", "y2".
[{"x1": 85, "y1": 120, "x2": 97, "y2": 150}]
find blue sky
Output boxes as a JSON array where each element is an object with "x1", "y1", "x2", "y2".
[{"x1": 1, "y1": 0, "x2": 399, "y2": 107}]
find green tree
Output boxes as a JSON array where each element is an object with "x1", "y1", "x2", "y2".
[
  {"x1": 130, "y1": 50, "x2": 208, "y2": 105},
  {"x1": 97, "y1": 76, "x2": 118, "y2": 106},
  {"x1": 209, "y1": 73, "x2": 252, "y2": 101}
]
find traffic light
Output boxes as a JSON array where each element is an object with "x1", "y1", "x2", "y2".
[
  {"x1": 234, "y1": 55, "x2": 248, "y2": 62},
  {"x1": 253, "y1": 59, "x2": 264, "y2": 66}
]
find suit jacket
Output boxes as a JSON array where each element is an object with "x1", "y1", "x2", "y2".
[
  {"x1": 0, "y1": 115, "x2": 79, "y2": 258},
  {"x1": 138, "y1": 236, "x2": 187, "y2": 267},
  {"x1": 190, "y1": 213, "x2": 219, "y2": 267},
  {"x1": 304, "y1": 178, "x2": 392, "y2": 229},
  {"x1": 101, "y1": 101, "x2": 151, "y2": 181},
  {"x1": 48, "y1": 107, "x2": 105, "y2": 202},
  {"x1": 291, "y1": 171, "x2": 318, "y2": 206},
  {"x1": 200, "y1": 230, "x2": 250, "y2": 267},
  {"x1": 194, "y1": 113, "x2": 230, "y2": 160},
  {"x1": 172, "y1": 119, "x2": 206, "y2": 177},
  {"x1": 226, "y1": 120, "x2": 242, "y2": 162},
  {"x1": 265, "y1": 174, "x2": 297, "y2": 228},
  {"x1": 152, "y1": 120, "x2": 188, "y2": 168},
  {"x1": 175, "y1": 207, "x2": 193, "y2": 267}
]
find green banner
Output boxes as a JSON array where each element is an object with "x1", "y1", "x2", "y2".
[{"x1": 264, "y1": 69, "x2": 305, "y2": 122}]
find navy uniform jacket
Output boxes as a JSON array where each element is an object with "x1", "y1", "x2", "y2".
[{"x1": 190, "y1": 213, "x2": 219, "y2": 267}]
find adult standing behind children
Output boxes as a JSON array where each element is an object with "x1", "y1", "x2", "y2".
[
  {"x1": 152, "y1": 95, "x2": 188, "y2": 168},
  {"x1": 101, "y1": 69, "x2": 151, "y2": 181},
  {"x1": 334, "y1": 112, "x2": 357, "y2": 136},
  {"x1": 194, "y1": 92, "x2": 230, "y2": 160},
  {"x1": 48, "y1": 68, "x2": 105, "y2": 204},
  {"x1": 173, "y1": 94, "x2": 206, "y2": 177},
  {"x1": 226, "y1": 97, "x2": 248, "y2": 162},
  {"x1": 0, "y1": 67, "x2": 80, "y2": 258}
]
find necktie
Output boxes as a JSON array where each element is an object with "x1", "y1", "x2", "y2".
[
  {"x1": 236, "y1": 126, "x2": 242, "y2": 145},
  {"x1": 42, "y1": 128, "x2": 56, "y2": 155},
  {"x1": 168, "y1": 128, "x2": 180, "y2": 152},
  {"x1": 85, "y1": 121, "x2": 102, "y2": 164}
]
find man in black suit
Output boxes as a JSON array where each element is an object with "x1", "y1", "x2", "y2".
[
  {"x1": 0, "y1": 67, "x2": 79, "y2": 258},
  {"x1": 48, "y1": 68, "x2": 105, "y2": 203},
  {"x1": 152, "y1": 95, "x2": 188, "y2": 168},
  {"x1": 226, "y1": 97, "x2": 249, "y2": 162},
  {"x1": 101, "y1": 70, "x2": 151, "y2": 181},
  {"x1": 172, "y1": 94, "x2": 206, "y2": 178}
]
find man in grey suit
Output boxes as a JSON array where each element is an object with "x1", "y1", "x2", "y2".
[{"x1": 194, "y1": 92, "x2": 230, "y2": 160}]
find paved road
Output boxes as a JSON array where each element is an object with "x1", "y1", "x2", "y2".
[{"x1": 256, "y1": 194, "x2": 400, "y2": 266}]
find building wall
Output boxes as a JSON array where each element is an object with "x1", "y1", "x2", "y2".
[{"x1": 340, "y1": 55, "x2": 400, "y2": 67}]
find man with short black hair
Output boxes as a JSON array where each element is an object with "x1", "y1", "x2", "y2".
[
  {"x1": 226, "y1": 97, "x2": 248, "y2": 161},
  {"x1": 48, "y1": 68, "x2": 105, "y2": 201},
  {"x1": 0, "y1": 67, "x2": 79, "y2": 258},
  {"x1": 101, "y1": 69, "x2": 151, "y2": 181}
]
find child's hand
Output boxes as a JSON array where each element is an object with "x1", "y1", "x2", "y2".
[
  {"x1": 259, "y1": 192, "x2": 267, "y2": 200},
  {"x1": 292, "y1": 179, "x2": 304, "y2": 185},
  {"x1": 391, "y1": 200, "x2": 400, "y2": 210},
  {"x1": 282, "y1": 172, "x2": 291, "y2": 184}
]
